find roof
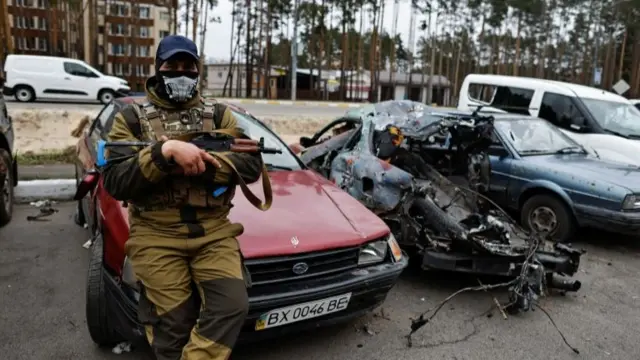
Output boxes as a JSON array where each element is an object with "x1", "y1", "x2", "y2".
[
  {"x1": 463, "y1": 74, "x2": 629, "y2": 104},
  {"x1": 377, "y1": 71, "x2": 450, "y2": 87}
]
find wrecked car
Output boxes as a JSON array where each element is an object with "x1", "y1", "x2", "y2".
[
  {"x1": 297, "y1": 100, "x2": 584, "y2": 310},
  {"x1": 72, "y1": 96, "x2": 408, "y2": 348},
  {"x1": 437, "y1": 112, "x2": 640, "y2": 242}
]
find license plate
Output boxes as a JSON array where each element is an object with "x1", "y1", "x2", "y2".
[{"x1": 255, "y1": 293, "x2": 352, "y2": 331}]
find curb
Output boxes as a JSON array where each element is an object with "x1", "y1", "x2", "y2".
[{"x1": 15, "y1": 179, "x2": 77, "y2": 204}]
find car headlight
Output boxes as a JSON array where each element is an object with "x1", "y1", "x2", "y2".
[
  {"x1": 358, "y1": 239, "x2": 388, "y2": 266},
  {"x1": 357, "y1": 233, "x2": 403, "y2": 266},
  {"x1": 622, "y1": 194, "x2": 640, "y2": 210}
]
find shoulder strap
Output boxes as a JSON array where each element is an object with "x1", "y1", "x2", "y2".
[
  {"x1": 202, "y1": 98, "x2": 218, "y2": 132},
  {"x1": 140, "y1": 102, "x2": 166, "y2": 140},
  {"x1": 173, "y1": 129, "x2": 273, "y2": 211}
]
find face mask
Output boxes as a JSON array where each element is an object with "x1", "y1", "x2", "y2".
[{"x1": 159, "y1": 71, "x2": 199, "y2": 102}]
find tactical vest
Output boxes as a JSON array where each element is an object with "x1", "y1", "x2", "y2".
[{"x1": 128, "y1": 98, "x2": 237, "y2": 211}]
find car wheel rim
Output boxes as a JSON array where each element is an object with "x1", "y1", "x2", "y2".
[
  {"x1": 17, "y1": 90, "x2": 30, "y2": 101},
  {"x1": 101, "y1": 93, "x2": 112, "y2": 103},
  {"x1": 2, "y1": 174, "x2": 10, "y2": 212},
  {"x1": 529, "y1": 206, "x2": 557, "y2": 234}
]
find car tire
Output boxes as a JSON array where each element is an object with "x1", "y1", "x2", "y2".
[
  {"x1": 0, "y1": 150, "x2": 14, "y2": 227},
  {"x1": 521, "y1": 194, "x2": 576, "y2": 243},
  {"x1": 98, "y1": 90, "x2": 115, "y2": 105},
  {"x1": 86, "y1": 232, "x2": 123, "y2": 346},
  {"x1": 14, "y1": 86, "x2": 35, "y2": 102}
]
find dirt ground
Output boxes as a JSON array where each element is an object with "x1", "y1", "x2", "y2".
[{"x1": 8, "y1": 109, "x2": 333, "y2": 154}]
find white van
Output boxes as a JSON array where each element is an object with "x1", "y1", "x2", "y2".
[
  {"x1": 457, "y1": 74, "x2": 640, "y2": 166},
  {"x1": 2, "y1": 54, "x2": 130, "y2": 104}
]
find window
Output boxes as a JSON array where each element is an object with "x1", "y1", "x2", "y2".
[
  {"x1": 467, "y1": 83, "x2": 496, "y2": 103},
  {"x1": 109, "y1": 4, "x2": 128, "y2": 16},
  {"x1": 64, "y1": 62, "x2": 97, "y2": 77},
  {"x1": 137, "y1": 45, "x2": 150, "y2": 57},
  {"x1": 110, "y1": 23, "x2": 128, "y2": 36},
  {"x1": 37, "y1": 37, "x2": 47, "y2": 51},
  {"x1": 97, "y1": 103, "x2": 116, "y2": 129},
  {"x1": 491, "y1": 86, "x2": 534, "y2": 115},
  {"x1": 97, "y1": 5, "x2": 105, "y2": 15},
  {"x1": 139, "y1": 6, "x2": 151, "y2": 18},
  {"x1": 136, "y1": 65, "x2": 148, "y2": 77},
  {"x1": 37, "y1": 17, "x2": 47, "y2": 30},
  {"x1": 14, "y1": 37, "x2": 27, "y2": 50},
  {"x1": 160, "y1": 11, "x2": 170, "y2": 20},
  {"x1": 539, "y1": 92, "x2": 583, "y2": 129},
  {"x1": 139, "y1": 26, "x2": 150, "y2": 38},
  {"x1": 159, "y1": 30, "x2": 170, "y2": 38},
  {"x1": 468, "y1": 83, "x2": 533, "y2": 115},
  {"x1": 218, "y1": 72, "x2": 223, "y2": 78},
  {"x1": 110, "y1": 43, "x2": 125, "y2": 56},
  {"x1": 113, "y1": 63, "x2": 124, "y2": 76}
]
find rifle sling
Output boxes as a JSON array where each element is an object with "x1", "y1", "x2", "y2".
[{"x1": 173, "y1": 129, "x2": 273, "y2": 211}]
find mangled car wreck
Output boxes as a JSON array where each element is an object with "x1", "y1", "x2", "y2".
[{"x1": 297, "y1": 101, "x2": 584, "y2": 317}]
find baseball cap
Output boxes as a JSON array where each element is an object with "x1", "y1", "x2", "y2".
[{"x1": 156, "y1": 35, "x2": 199, "y2": 62}]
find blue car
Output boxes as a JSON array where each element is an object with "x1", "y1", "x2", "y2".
[{"x1": 486, "y1": 114, "x2": 640, "y2": 242}]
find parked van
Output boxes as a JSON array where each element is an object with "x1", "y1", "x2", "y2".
[
  {"x1": 2, "y1": 54, "x2": 131, "y2": 104},
  {"x1": 457, "y1": 74, "x2": 640, "y2": 166}
]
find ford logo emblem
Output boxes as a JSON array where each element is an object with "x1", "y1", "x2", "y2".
[{"x1": 292, "y1": 262, "x2": 309, "y2": 275}]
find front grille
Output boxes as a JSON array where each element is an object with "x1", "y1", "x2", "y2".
[{"x1": 244, "y1": 246, "x2": 361, "y2": 286}]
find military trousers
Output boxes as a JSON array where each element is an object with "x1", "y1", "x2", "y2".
[{"x1": 126, "y1": 234, "x2": 249, "y2": 360}]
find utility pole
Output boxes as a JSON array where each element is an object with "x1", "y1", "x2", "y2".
[
  {"x1": 291, "y1": 0, "x2": 300, "y2": 101},
  {"x1": 406, "y1": 4, "x2": 417, "y2": 99}
]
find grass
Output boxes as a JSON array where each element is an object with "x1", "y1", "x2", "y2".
[{"x1": 15, "y1": 146, "x2": 76, "y2": 166}]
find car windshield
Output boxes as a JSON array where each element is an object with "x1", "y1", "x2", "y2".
[
  {"x1": 231, "y1": 110, "x2": 302, "y2": 170},
  {"x1": 581, "y1": 98, "x2": 640, "y2": 137},
  {"x1": 495, "y1": 118, "x2": 581, "y2": 155}
]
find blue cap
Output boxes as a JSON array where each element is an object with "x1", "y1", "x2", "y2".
[{"x1": 156, "y1": 35, "x2": 199, "y2": 62}]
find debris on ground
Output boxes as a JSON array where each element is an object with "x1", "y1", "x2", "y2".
[
  {"x1": 29, "y1": 199, "x2": 57, "y2": 208},
  {"x1": 26, "y1": 207, "x2": 58, "y2": 221},
  {"x1": 111, "y1": 342, "x2": 132, "y2": 354}
]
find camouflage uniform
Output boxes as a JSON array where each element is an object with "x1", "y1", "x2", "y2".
[{"x1": 102, "y1": 77, "x2": 262, "y2": 360}]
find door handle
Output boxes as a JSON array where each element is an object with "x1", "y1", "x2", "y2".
[{"x1": 64, "y1": 77, "x2": 71, "y2": 80}]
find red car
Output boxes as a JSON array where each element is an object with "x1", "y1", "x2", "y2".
[{"x1": 72, "y1": 97, "x2": 408, "y2": 347}]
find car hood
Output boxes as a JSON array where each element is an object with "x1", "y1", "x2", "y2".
[
  {"x1": 104, "y1": 75, "x2": 129, "y2": 86},
  {"x1": 228, "y1": 169, "x2": 390, "y2": 258},
  {"x1": 524, "y1": 154, "x2": 640, "y2": 192},
  {"x1": 560, "y1": 130, "x2": 640, "y2": 167}
]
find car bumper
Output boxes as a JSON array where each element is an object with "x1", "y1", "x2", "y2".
[
  {"x1": 575, "y1": 204, "x2": 640, "y2": 235},
  {"x1": 2, "y1": 86, "x2": 13, "y2": 96},
  {"x1": 104, "y1": 253, "x2": 409, "y2": 344}
]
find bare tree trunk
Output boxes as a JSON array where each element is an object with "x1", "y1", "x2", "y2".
[
  {"x1": 184, "y1": 0, "x2": 191, "y2": 37},
  {"x1": 263, "y1": 4, "x2": 272, "y2": 99}
]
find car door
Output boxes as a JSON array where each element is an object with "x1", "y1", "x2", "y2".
[
  {"x1": 77, "y1": 101, "x2": 120, "y2": 231},
  {"x1": 487, "y1": 131, "x2": 514, "y2": 208},
  {"x1": 60, "y1": 62, "x2": 101, "y2": 101}
]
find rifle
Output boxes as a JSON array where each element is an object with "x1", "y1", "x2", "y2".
[{"x1": 95, "y1": 130, "x2": 283, "y2": 211}]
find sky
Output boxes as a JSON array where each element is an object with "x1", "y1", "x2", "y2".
[{"x1": 187, "y1": 0, "x2": 435, "y2": 63}]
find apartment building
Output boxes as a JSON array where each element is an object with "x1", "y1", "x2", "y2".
[
  {"x1": 83, "y1": 0, "x2": 176, "y2": 91},
  {"x1": 2, "y1": 0, "x2": 176, "y2": 91},
  {"x1": 5, "y1": 0, "x2": 73, "y2": 57}
]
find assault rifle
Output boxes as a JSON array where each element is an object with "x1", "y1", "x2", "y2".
[
  {"x1": 95, "y1": 131, "x2": 283, "y2": 211},
  {"x1": 96, "y1": 133, "x2": 282, "y2": 167}
]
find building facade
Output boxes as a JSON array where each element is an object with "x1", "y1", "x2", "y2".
[{"x1": 2, "y1": 0, "x2": 176, "y2": 91}]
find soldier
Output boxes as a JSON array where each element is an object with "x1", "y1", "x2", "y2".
[{"x1": 101, "y1": 35, "x2": 262, "y2": 360}]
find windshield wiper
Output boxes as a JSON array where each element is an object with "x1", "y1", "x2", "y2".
[
  {"x1": 555, "y1": 146, "x2": 586, "y2": 154},
  {"x1": 519, "y1": 149, "x2": 550, "y2": 154},
  {"x1": 604, "y1": 129, "x2": 629, "y2": 138},
  {"x1": 265, "y1": 163, "x2": 293, "y2": 171}
]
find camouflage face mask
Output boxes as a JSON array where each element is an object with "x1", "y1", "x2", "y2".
[{"x1": 162, "y1": 75, "x2": 199, "y2": 102}]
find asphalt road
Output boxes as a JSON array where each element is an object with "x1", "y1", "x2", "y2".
[
  {"x1": 5, "y1": 98, "x2": 352, "y2": 118},
  {"x1": 1, "y1": 202, "x2": 640, "y2": 360}
]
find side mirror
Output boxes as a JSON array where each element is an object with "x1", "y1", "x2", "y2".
[{"x1": 488, "y1": 145, "x2": 509, "y2": 158}]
